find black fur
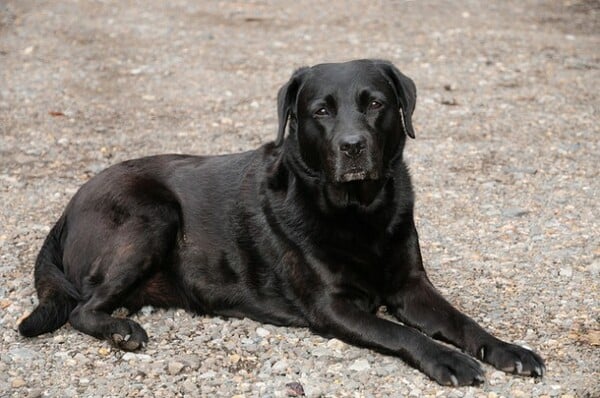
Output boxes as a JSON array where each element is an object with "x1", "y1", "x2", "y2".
[{"x1": 20, "y1": 59, "x2": 544, "y2": 386}]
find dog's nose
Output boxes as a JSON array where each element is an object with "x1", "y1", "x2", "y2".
[{"x1": 339, "y1": 135, "x2": 367, "y2": 158}]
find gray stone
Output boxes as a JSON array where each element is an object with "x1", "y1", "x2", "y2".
[
  {"x1": 9, "y1": 347, "x2": 39, "y2": 362},
  {"x1": 167, "y1": 361, "x2": 185, "y2": 375},
  {"x1": 348, "y1": 358, "x2": 371, "y2": 372},
  {"x1": 255, "y1": 327, "x2": 270, "y2": 337}
]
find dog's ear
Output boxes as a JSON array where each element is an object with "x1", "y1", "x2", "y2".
[
  {"x1": 373, "y1": 60, "x2": 417, "y2": 139},
  {"x1": 276, "y1": 67, "x2": 309, "y2": 146}
]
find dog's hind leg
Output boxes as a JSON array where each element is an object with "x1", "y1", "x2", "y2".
[{"x1": 68, "y1": 214, "x2": 179, "y2": 351}]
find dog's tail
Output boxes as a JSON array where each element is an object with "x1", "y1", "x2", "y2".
[{"x1": 18, "y1": 217, "x2": 80, "y2": 337}]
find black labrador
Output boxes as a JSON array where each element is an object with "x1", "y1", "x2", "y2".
[{"x1": 19, "y1": 59, "x2": 544, "y2": 386}]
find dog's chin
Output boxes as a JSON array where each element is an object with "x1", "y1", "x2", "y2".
[{"x1": 325, "y1": 169, "x2": 385, "y2": 209}]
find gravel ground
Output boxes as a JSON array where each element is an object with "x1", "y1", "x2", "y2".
[{"x1": 1, "y1": 0, "x2": 598, "y2": 397}]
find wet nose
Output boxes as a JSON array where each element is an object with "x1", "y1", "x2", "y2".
[{"x1": 339, "y1": 135, "x2": 367, "y2": 158}]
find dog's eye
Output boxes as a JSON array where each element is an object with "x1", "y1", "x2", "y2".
[
  {"x1": 368, "y1": 100, "x2": 383, "y2": 111},
  {"x1": 314, "y1": 108, "x2": 330, "y2": 117}
]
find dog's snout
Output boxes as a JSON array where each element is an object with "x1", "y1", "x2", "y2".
[{"x1": 339, "y1": 135, "x2": 367, "y2": 158}]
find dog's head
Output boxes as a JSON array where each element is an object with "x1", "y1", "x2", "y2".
[{"x1": 276, "y1": 59, "x2": 416, "y2": 192}]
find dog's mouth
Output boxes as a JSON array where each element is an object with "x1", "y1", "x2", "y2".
[
  {"x1": 340, "y1": 170, "x2": 368, "y2": 182},
  {"x1": 338, "y1": 169, "x2": 379, "y2": 183},
  {"x1": 331, "y1": 150, "x2": 382, "y2": 184}
]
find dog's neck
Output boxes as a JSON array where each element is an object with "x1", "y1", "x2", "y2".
[{"x1": 323, "y1": 179, "x2": 390, "y2": 211}]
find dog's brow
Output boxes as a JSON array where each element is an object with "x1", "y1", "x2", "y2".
[
  {"x1": 308, "y1": 94, "x2": 336, "y2": 110},
  {"x1": 357, "y1": 89, "x2": 387, "y2": 104}
]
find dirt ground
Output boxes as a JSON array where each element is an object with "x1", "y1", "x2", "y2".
[{"x1": 1, "y1": 1, "x2": 598, "y2": 397}]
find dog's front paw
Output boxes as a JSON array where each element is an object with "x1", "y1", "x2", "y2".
[
  {"x1": 422, "y1": 346, "x2": 486, "y2": 386},
  {"x1": 478, "y1": 341, "x2": 545, "y2": 377}
]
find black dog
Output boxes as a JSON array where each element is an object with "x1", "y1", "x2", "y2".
[{"x1": 19, "y1": 59, "x2": 544, "y2": 386}]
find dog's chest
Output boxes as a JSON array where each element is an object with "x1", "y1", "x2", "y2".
[{"x1": 314, "y1": 217, "x2": 388, "y2": 264}]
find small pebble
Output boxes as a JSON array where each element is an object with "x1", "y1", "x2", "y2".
[
  {"x1": 11, "y1": 377, "x2": 26, "y2": 388},
  {"x1": 285, "y1": 381, "x2": 305, "y2": 396},
  {"x1": 199, "y1": 371, "x2": 216, "y2": 379},
  {"x1": 348, "y1": 358, "x2": 371, "y2": 372},
  {"x1": 256, "y1": 327, "x2": 270, "y2": 337},
  {"x1": 559, "y1": 266, "x2": 573, "y2": 278},
  {"x1": 167, "y1": 361, "x2": 185, "y2": 375},
  {"x1": 272, "y1": 359, "x2": 288, "y2": 374},
  {"x1": 326, "y1": 338, "x2": 346, "y2": 350}
]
